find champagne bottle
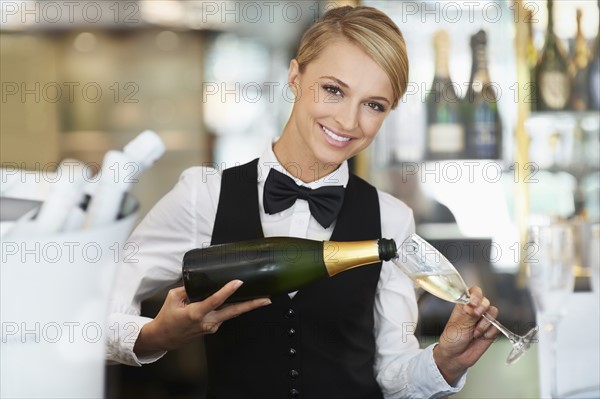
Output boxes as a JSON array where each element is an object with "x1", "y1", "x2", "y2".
[
  {"x1": 536, "y1": 0, "x2": 571, "y2": 111},
  {"x1": 183, "y1": 237, "x2": 398, "y2": 303},
  {"x1": 570, "y1": 8, "x2": 590, "y2": 111},
  {"x1": 526, "y1": 8, "x2": 539, "y2": 111},
  {"x1": 588, "y1": 0, "x2": 600, "y2": 110},
  {"x1": 426, "y1": 30, "x2": 465, "y2": 160},
  {"x1": 5, "y1": 159, "x2": 89, "y2": 237},
  {"x1": 464, "y1": 30, "x2": 502, "y2": 160},
  {"x1": 84, "y1": 130, "x2": 165, "y2": 229}
]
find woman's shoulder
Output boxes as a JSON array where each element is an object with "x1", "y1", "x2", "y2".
[
  {"x1": 179, "y1": 164, "x2": 222, "y2": 181},
  {"x1": 377, "y1": 189, "x2": 413, "y2": 217},
  {"x1": 173, "y1": 165, "x2": 223, "y2": 203},
  {"x1": 376, "y1": 188, "x2": 415, "y2": 240}
]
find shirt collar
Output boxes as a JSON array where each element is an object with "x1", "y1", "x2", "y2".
[{"x1": 257, "y1": 138, "x2": 349, "y2": 189}]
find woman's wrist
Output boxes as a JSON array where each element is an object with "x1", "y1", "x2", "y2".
[
  {"x1": 432, "y1": 344, "x2": 465, "y2": 386},
  {"x1": 133, "y1": 320, "x2": 166, "y2": 356}
]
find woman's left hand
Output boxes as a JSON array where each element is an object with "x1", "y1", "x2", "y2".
[{"x1": 432, "y1": 285, "x2": 499, "y2": 384}]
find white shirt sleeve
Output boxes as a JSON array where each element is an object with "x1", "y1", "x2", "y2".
[
  {"x1": 105, "y1": 167, "x2": 220, "y2": 366},
  {"x1": 374, "y1": 191, "x2": 466, "y2": 398}
]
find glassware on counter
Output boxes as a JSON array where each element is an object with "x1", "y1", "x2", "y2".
[
  {"x1": 589, "y1": 223, "x2": 600, "y2": 293},
  {"x1": 526, "y1": 223, "x2": 576, "y2": 399}
]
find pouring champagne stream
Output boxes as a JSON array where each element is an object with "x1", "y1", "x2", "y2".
[{"x1": 392, "y1": 233, "x2": 538, "y2": 365}]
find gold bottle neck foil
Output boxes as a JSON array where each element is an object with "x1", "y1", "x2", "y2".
[{"x1": 323, "y1": 240, "x2": 381, "y2": 276}]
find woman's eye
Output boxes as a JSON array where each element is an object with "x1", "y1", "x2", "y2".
[
  {"x1": 322, "y1": 84, "x2": 342, "y2": 96},
  {"x1": 367, "y1": 102, "x2": 385, "y2": 112}
]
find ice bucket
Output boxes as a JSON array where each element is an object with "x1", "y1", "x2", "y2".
[{"x1": 1, "y1": 195, "x2": 138, "y2": 398}]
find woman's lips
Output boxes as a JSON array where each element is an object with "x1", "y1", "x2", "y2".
[{"x1": 320, "y1": 124, "x2": 353, "y2": 147}]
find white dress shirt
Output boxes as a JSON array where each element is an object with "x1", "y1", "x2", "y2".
[{"x1": 106, "y1": 144, "x2": 465, "y2": 399}]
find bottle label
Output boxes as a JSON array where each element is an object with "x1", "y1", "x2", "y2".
[
  {"x1": 539, "y1": 71, "x2": 570, "y2": 110},
  {"x1": 468, "y1": 122, "x2": 498, "y2": 159},
  {"x1": 428, "y1": 123, "x2": 464, "y2": 153}
]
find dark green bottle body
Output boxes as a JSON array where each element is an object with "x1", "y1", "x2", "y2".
[
  {"x1": 535, "y1": 0, "x2": 571, "y2": 111},
  {"x1": 588, "y1": 1, "x2": 600, "y2": 110},
  {"x1": 182, "y1": 237, "x2": 398, "y2": 303},
  {"x1": 426, "y1": 29, "x2": 465, "y2": 160},
  {"x1": 464, "y1": 30, "x2": 502, "y2": 160},
  {"x1": 183, "y1": 237, "x2": 327, "y2": 303}
]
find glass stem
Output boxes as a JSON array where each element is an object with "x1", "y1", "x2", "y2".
[
  {"x1": 546, "y1": 321, "x2": 559, "y2": 399},
  {"x1": 481, "y1": 312, "x2": 522, "y2": 345}
]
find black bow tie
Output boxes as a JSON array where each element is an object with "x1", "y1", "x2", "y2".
[{"x1": 263, "y1": 168, "x2": 345, "y2": 229}]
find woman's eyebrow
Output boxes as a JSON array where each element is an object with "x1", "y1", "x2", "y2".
[
  {"x1": 368, "y1": 95, "x2": 391, "y2": 105},
  {"x1": 320, "y1": 75, "x2": 349, "y2": 88}
]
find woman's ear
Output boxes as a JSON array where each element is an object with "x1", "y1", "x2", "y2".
[{"x1": 288, "y1": 59, "x2": 300, "y2": 97}]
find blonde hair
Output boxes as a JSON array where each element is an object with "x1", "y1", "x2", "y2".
[{"x1": 295, "y1": 6, "x2": 409, "y2": 109}]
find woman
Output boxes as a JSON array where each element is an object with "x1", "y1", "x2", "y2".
[{"x1": 107, "y1": 6, "x2": 498, "y2": 398}]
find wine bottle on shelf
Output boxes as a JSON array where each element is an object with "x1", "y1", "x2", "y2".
[
  {"x1": 464, "y1": 29, "x2": 502, "y2": 160},
  {"x1": 183, "y1": 237, "x2": 398, "y2": 303},
  {"x1": 588, "y1": 0, "x2": 600, "y2": 111},
  {"x1": 536, "y1": 0, "x2": 571, "y2": 111},
  {"x1": 569, "y1": 8, "x2": 591, "y2": 111},
  {"x1": 425, "y1": 29, "x2": 465, "y2": 160},
  {"x1": 526, "y1": 8, "x2": 539, "y2": 111}
]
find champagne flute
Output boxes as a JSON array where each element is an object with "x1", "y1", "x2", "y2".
[
  {"x1": 392, "y1": 233, "x2": 538, "y2": 365},
  {"x1": 526, "y1": 224, "x2": 575, "y2": 398}
]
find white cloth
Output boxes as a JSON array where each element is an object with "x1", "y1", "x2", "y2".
[{"x1": 106, "y1": 144, "x2": 465, "y2": 398}]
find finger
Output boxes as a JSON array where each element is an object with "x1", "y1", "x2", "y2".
[
  {"x1": 448, "y1": 287, "x2": 488, "y2": 328},
  {"x1": 210, "y1": 297, "x2": 272, "y2": 324},
  {"x1": 473, "y1": 306, "x2": 498, "y2": 338},
  {"x1": 467, "y1": 286, "x2": 484, "y2": 307},
  {"x1": 466, "y1": 327, "x2": 498, "y2": 360},
  {"x1": 189, "y1": 280, "x2": 244, "y2": 317},
  {"x1": 462, "y1": 286, "x2": 490, "y2": 318},
  {"x1": 167, "y1": 286, "x2": 190, "y2": 306},
  {"x1": 468, "y1": 297, "x2": 490, "y2": 318},
  {"x1": 481, "y1": 306, "x2": 500, "y2": 340}
]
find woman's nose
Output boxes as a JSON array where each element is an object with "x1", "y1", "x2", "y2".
[{"x1": 333, "y1": 104, "x2": 359, "y2": 132}]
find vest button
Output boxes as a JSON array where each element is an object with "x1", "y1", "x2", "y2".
[
  {"x1": 285, "y1": 308, "x2": 295, "y2": 319},
  {"x1": 288, "y1": 347, "x2": 297, "y2": 357},
  {"x1": 289, "y1": 369, "x2": 300, "y2": 380},
  {"x1": 287, "y1": 328, "x2": 296, "y2": 337},
  {"x1": 289, "y1": 388, "x2": 300, "y2": 398}
]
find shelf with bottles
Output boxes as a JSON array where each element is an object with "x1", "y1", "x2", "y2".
[
  {"x1": 370, "y1": 0, "x2": 599, "y2": 168},
  {"x1": 524, "y1": 0, "x2": 600, "y2": 221},
  {"x1": 525, "y1": 110, "x2": 599, "y2": 220},
  {"x1": 425, "y1": 28, "x2": 503, "y2": 162},
  {"x1": 531, "y1": 0, "x2": 600, "y2": 114},
  {"x1": 526, "y1": 111, "x2": 599, "y2": 173},
  {"x1": 368, "y1": 1, "x2": 518, "y2": 168}
]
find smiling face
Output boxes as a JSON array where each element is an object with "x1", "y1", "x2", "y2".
[{"x1": 275, "y1": 38, "x2": 394, "y2": 182}]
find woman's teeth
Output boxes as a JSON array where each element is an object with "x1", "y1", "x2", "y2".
[{"x1": 322, "y1": 126, "x2": 351, "y2": 142}]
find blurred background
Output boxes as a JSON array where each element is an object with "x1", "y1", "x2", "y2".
[{"x1": 1, "y1": 0, "x2": 599, "y2": 398}]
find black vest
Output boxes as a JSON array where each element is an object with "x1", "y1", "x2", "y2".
[{"x1": 205, "y1": 159, "x2": 384, "y2": 399}]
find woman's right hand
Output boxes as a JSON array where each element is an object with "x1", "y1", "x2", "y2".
[{"x1": 133, "y1": 280, "x2": 271, "y2": 356}]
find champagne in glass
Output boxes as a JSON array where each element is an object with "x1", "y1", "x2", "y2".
[{"x1": 392, "y1": 233, "x2": 538, "y2": 365}]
